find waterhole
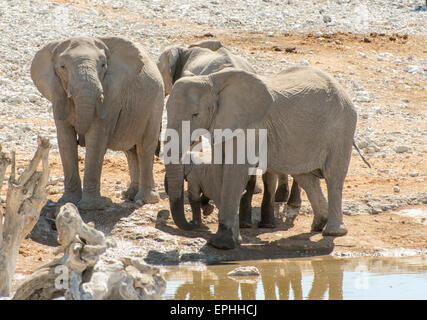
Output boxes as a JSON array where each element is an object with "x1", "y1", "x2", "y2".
[{"x1": 161, "y1": 255, "x2": 427, "y2": 300}]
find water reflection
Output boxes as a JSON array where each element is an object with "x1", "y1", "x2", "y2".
[{"x1": 163, "y1": 255, "x2": 427, "y2": 300}]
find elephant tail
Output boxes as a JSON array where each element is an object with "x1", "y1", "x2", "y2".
[{"x1": 353, "y1": 140, "x2": 372, "y2": 168}]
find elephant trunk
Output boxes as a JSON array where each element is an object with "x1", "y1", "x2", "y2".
[
  {"x1": 73, "y1": 93, "x2": 99, "y2": 136},
  {"x1": 165, "y1": 164, "x2": 195, "y2": 230},
  {"x1": 70, "y1": 64, "x2": 104, "y2": 136}
]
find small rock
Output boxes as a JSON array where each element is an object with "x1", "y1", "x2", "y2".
[
  {"x1": 358, "y1": 52, "x2": 367, "y2": 58},
  {"x1": 353, "y1": 95, "x2": 371, "y2": 103},
  {"x1": 404, "y1": 65, "x2": 424, "y2": 75},
  {"x1": 409, "y1": 171, "x2": 419, "y2": 177},
  {"x1": 323, "y1": 15, "x2": 332, "y2": 23},
  {"x1": 300, "y1": 59, "x2": 309, "y2": 66},
  {"x1": 111, "y1": 3, "x2": 123, "y2": 10},
  {"x1": 393, "y1": 186, "x2": 400, "y2": 193},
  {"x1": 395, "y1": 146, "x2": 409, "y2": 153},
  {"x1": 228, "y1": 266, "x2": 260, "y2": 277},
  {"x1": 156, "y1": 210, "x2": 170, "y2": 224}
]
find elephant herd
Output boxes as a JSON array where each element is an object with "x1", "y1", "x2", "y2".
[{"x1": 30, "y1": 36, "x2": 369, "y2": 250}]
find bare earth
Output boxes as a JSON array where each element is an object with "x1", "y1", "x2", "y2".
[{"x1": 1, "y1": 1, "x2": 426, "y2": 289}]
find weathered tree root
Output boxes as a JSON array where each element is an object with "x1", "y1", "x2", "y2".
[
  {"x1": 0, "y1": 136, "x2": 51, "y2": 297},
  {"x1": 13, "y1": 203, "x2": 166, "y2": 300}
]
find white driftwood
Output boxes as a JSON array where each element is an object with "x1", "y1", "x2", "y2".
[
  {"x1": 0, "y1": 137, "x2": 51, "y2": 297},
  {"x1": 13, "y1": 203, "x2": 166, "y2": 300}
]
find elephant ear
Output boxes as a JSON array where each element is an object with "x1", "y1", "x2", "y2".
[
  {"x1": 31, "y1": 40, "x2": 71, "y2": 120},
  {"x1": 99, "y1": 37, "x2": 145, "y2": 106},
  {"x1": 156, "y1": 46, "x2": 184, "y2": 95},
  {"x1": 208, "y1": 69, "x2": 273, "y2": 131}
]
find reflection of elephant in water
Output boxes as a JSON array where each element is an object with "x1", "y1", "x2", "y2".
[
  {"x1": 173, "y1": 268, "x2": 239, "y2": 300},
  {"x1": 31, "y1": 36, "x2": 164, "y2": 210},
  {"x1": 174, "y1": 270, "x2": 217, "y2": 300},
  {"x1": 158, "y1": 40, "x2": 301, "y2": 230},
  {"x1": 261, "y1": 262, "x2": 303, "y2": 300},
  {"x1": 260, "y1": 259, "x2": 344, "y2": 300},
  {"x1": 170, "y1": 258, "x2": 345, "y2": 300},
  {"x1": 165, "y1": 66, "x2": 364, "y2": 249},
  {"x1": 308, "y1": 259, "x2": 343, "y2": 300}
]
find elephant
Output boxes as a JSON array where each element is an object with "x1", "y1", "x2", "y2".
[
  {"x1": 165, "y1": 65, "x2": 368, "y2": 249},
  {"x1": 31, "y1": 36, "x2": 164, "y2": 210},
  {"x1": 158, "y1": 40, "x2": 301, "y2": 229},
  {"x1": 157, "y1": 40, "x2": 254, "y2": 96}
]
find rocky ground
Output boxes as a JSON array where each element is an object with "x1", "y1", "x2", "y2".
[{"x1": 0, "y1": 0, "x2": 426, "y2": 293}]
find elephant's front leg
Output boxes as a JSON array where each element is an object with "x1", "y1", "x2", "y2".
[
  {"x1": 201, "y1": 194, "x2": 214, "y2": 216},
  {"x1": 188, "y1": 189, "x2": 202, "y2": 228},
  {"x1": 77, "y1": 127, "x2": 111, "y2": 210},
  {"x1": 55, "y1": 120, "x2": 82, "y2": 204},
  {"x1": 209, "y1": 164, "x2": 248, "y2": 250}
]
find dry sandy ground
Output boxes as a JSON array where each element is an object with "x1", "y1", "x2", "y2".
[{"x1": 1, "y1": 3, "x2": 426, "y2": 287}]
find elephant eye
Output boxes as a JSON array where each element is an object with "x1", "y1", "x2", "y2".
[
  {"x1": 102, "y1": 63, "x2": 106, "y2": 68},
  {"x1": 60, "y1": 64, "x2": 66, "y2": 70},
  {"x1": 192, "y1": 113, "x2": 199, "y2": 118}
]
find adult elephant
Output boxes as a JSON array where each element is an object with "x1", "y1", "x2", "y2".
[
  {"x1": 158, "y1": 40, "x2": 300, "y2": 229},
  {"x1": 165, "y1": 66, "x2": 368, "y2": 249},
  {"x1": 31, "y1": 36, "x2": 164, "y2": 210}
]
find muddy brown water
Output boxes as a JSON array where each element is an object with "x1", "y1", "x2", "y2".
[{"x1": 161, "y1": 255, "x2": 427, "y2": 300}]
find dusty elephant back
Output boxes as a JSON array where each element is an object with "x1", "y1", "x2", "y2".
[
  {"x1": 262, "y1": 66, "x2": 357, "y2": 174},
  {"x1": 185, "y1": 46, "x2": 254, "y2": 75}
]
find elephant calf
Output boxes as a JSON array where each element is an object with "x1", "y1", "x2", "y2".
[{"x1": 31, "y1": 36, "x2": 164, "y2": 210}]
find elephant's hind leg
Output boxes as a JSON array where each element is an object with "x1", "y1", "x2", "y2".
[
  {"x1": 135, "y1": 138, "x2": 159, "y2": 204},
  {"x1": 239, "y1": 175, "x2": 256, "y2": 228},
  {"x1": 292, "y1": 173, "x2": 328, "y2": 232},
  {"x1": 323, "y1": 173, "x2": 348, "y2": 236},
  {"x1": 123, "y1": 147, "x2": 139, "y2": 201},
  {"x1": 259, "y1": 171, "x2": 278, "y2": 228},
  {"x1": 322, "y1": 149, "x2": 351, "y2": 237},
  {"x1": 287, "y1": 180, "x2": 302, "y2": 208},
  {"x1": 274, "y1": 174, "x2": 289, "y2": 203}
]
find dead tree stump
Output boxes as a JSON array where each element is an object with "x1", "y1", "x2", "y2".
[
  {"x1": 0, "y1": 137, "x2": 51, "y2": 297},
  {"x1": 13, "y1": 203, "x2": 166, "y2": 300}
]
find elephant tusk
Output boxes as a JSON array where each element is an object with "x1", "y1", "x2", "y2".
[
  {"x1": 99, "y1": 94, "x2": 104, "y2": 104},
  {"x1": 67, "y1": 84, "x2": 73, "y2": 98}
]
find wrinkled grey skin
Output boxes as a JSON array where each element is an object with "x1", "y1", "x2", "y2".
[
  {"x1": 31, "y1": 36, "x2": 164, "y2": 210},
  {"x1": 166, "y1": 66, "x2": 357, "y2": 249},
  {"x1": 158, "y1": 40, "x2": 300, "y2": 230}
]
